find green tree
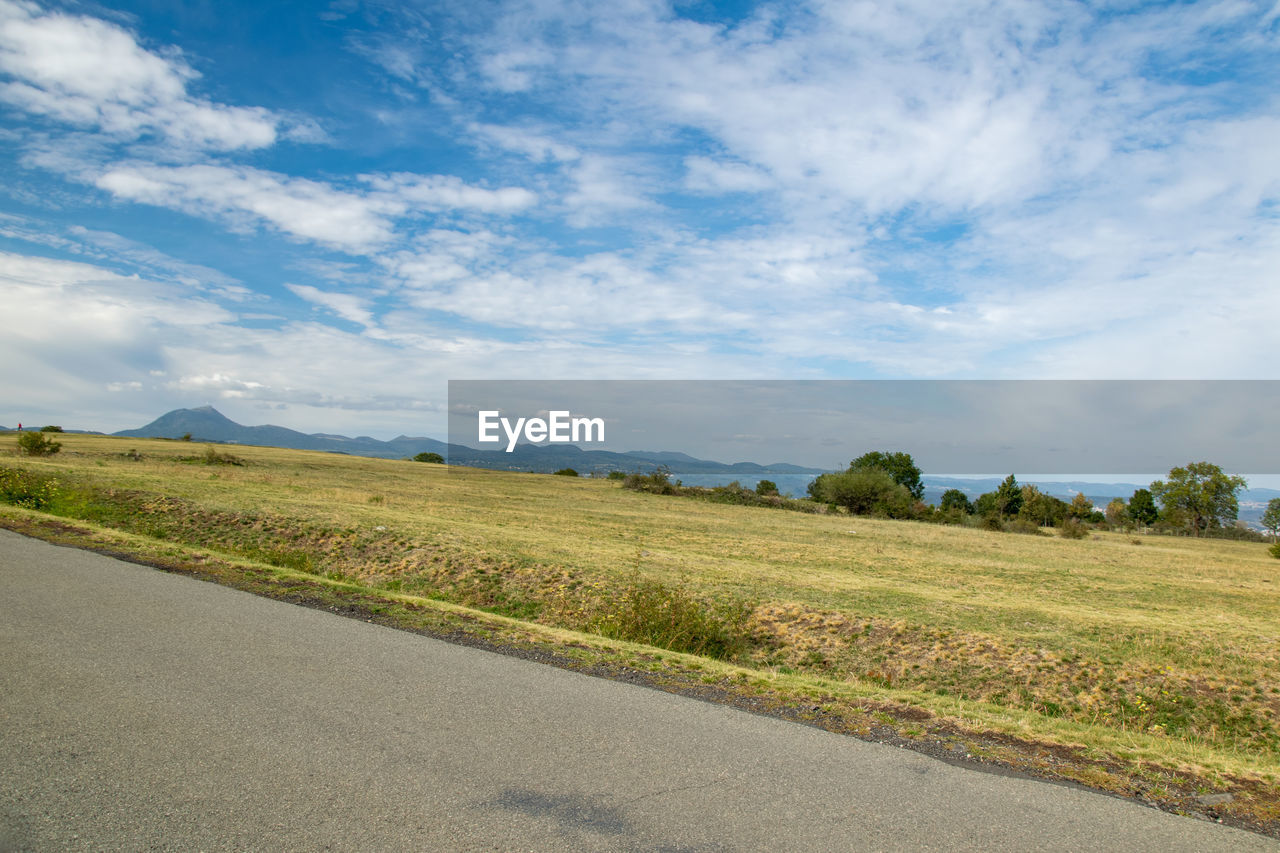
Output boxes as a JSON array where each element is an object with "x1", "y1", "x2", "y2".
[
  {"x1": 1104, "y1": 498, "x2": 1128, "y2": 529},
  {"x1": 1068, "y1": 492, "x2": 1095, "y2": 521},
  {"x1": 813, "y1": 467, "x2": 909, "y2": 515},
  {"x1": 1018, "y1": 485, "x2": 1054, "y2": 527},
  {"x1": 939, "y1": 488, "x2": 973, "y2": 514},
  {"x1": 755, "y1": 479, "x2": 779, "y2": 496},
  {"x1": 17, "y1": 431, "x2": 61, "y2": 456},
  {"x1": 412, "y1": 452, "x2": 444, "y2": 463},
  {"x1": 1128, "y1": 488, "x2": 1158, "y2": 527},
  {"x1": 1261, "y1": 498, "x2": 1280, "y2": 542},
  {"x1": 553, "y1": 468, "x2": 579, "y2": 477},
  {"x1": 850, "y1": 451, "x2": 924, "y2": 500},
  {"x1": 993, "y1": 474, "x2": 1022, "y2": 519},
  {"x1": 1150, "y1": 462, "x2": 1247, "y2": 537}
]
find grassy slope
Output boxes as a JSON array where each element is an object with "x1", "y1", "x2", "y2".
[{"x1": 3, "y1": 433, "x2": 1278, "y2": 829}]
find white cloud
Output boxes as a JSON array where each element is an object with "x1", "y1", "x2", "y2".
[
  {"x1": 0, "y1": 0, "x2": 283, "y2": 151},
  {"x1": 94, "y1": 163, "x2": 401, "y2": 251},
  {"x1": 362, "y1": 173, "x2": 537, "y2": 213},
  {"x1": 286, "y1": 283, "x2": 375, "y2": 327}
]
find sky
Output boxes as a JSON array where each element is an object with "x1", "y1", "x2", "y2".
[
  {"x1": 2, "y1": 0, "x2": 1279, "y2": 445},
  {"x1": 447, "y1": 380, "x2": 1280, "y2": 482}
]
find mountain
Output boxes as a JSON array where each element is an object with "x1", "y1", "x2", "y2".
[
  {"x1": 111, "y1": 407, "x2": 826, "y2": 478},
  {"x1": 115, "y1": 406, "x2": 450, "y2": 459},
  {"x1": 112, "y1": 408, "x2": 1280, "y2": 524}
]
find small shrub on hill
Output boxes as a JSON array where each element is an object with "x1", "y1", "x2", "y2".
[
  {"x1": 1005, "y1": 517, "x2": 1049, "y2": 536},
  {"x1": 1058, "y1": 518, "x2": 1089, "y2": 539},
  {"x1": 413, "y1": 452, "x2": 444, "y2": 463},
  {"x1": 187, "y1": 445, "x2": 243, "y2": 466},
  {"x1": 17, "y1": 431, "x2": 61, "y2": 456},
  {"x1": 622, "y1": 469, "x2": 678, "y2": 495},
  {"x1": 553, "y1": 468, "x2": 579, "y2": 477},
  {"x1": 587, "y1": 574, "x2": 753, "y2": 660}
]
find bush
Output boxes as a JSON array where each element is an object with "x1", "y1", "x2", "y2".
[
  {"x1": 413, "y1": 451, "x2": 444, "y2": 463},
  {"x1": 0, "y1": 467, "x2": 59, "y2": 509},
  {"x1": 17, "y1": 431, "x2": 61, "y2": 456},
  {"x1": 39, "y1": 425, "x2": 63, "y2": 432},
  {"x1": 811, "y1": 468, "x2": 907, "y2": 516},
  {"x1": 553, "y1": 468, "x2": 579, "y2": 477},
  {"x1": 200, "y1": 445, "x2": 243, "y2": 466},
  {"x1": 606, "y1": 470, "x2": 626, "y2": 481},
  {"x1": 1005, "y1": 517, "x2": 1049, "y2": 536},
  {"x1": 1269, "y1": 542, "x2": 1280, "y2": 559},
  {"x1": 1058, "y1": 518, "x2": 1089, "y2": 539},
  {"x1": 755, "y1": 479, "x2": 779, "y2": 496},
  {"x1": 622, "y1": 469, "x2": 677, "y2": 495},
  {"x1": 588, "y1": 574, "x2": 752, "y2": 660}
]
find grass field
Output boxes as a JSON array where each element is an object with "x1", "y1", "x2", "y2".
[{"x1": 3, "y1": 433, "x2": 1278, "y2": 829}]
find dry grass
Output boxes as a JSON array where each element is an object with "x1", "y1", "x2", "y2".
[{"x1": 4, "y1": 432, "x2": 1278, "y2": 795}]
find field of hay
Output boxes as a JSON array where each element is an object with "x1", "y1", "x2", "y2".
[{"x1": 3, "y1": 432, "x2": 1278, "y2": 811}]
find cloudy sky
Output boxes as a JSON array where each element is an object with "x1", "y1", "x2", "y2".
[{"x1": 2, "y1": 0, "x2": 1278, "y2": 439}]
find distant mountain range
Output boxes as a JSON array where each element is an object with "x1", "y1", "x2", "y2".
[
  {"x1": 25, "y1": 405, "x2": 1269, "y2": 527},
  {"x1": 110, "y1": 406, "x2": 825, "y2": 480}
]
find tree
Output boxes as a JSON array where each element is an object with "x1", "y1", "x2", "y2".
[
  {"x1": 1104, "y1": 498, "x2": 1128, "y2": 529},
  {"x1": 993, "y1": 474, "x2": 1022, "y2": 519},
  {"x1": 1150, "y1": 462, "x2": 1247, "y2": 537},
  {"x1": 1261, "y1": 498, "x2": 1280, "y2": 543},
  {"x1": 939, "y1": 488, "x2": 973, "y2": 514},
  {"x1": 412, "y1": 452, "x2": 444, "y2": 464},
  {"x1": 1068, "y1": 492, "x2": 1095, "y2": 521},
  {"x1": 850, "y1": 451, "x2": 924, "y2": 500},
  {"x1": 553, "y1": 468, "x2": 579, "y2": 477},
  {"x1": 17, "y1": 431, "x2": 61, "y2": 456},
  {"x1": 1018, "y1": 485, "x2": 1053, "y2": 527},
  {"x1": 1128, "y1": 488, "x2": 1157, "y2": 527},
  {"x1": 813, "y1": 467, "x2": 909, "y2": 515},
  {"x1": 755, "y1": 479, "x2": 779, "y2": 496}
]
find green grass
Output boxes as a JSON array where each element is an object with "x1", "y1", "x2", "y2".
[{"x1": 2, "y1": 432, "x2": 1278, "y2": 824}]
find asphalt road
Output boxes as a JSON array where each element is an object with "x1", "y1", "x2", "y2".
[{"x1": 1, "y1": 528, "x2": 1275, "y2": 852}]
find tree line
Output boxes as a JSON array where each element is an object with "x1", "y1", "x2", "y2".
[{"x1": 805, "y1": 452, "x2": 1277, "y2": 542}]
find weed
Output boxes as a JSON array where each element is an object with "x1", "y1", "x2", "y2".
[{"x1": 0, "y1": 467, "x2": 59, "y2": 509}]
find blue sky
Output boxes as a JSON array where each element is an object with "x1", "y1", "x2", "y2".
[{"x1": 2, "y1": 0, "x2": 1279, "y2": 442}]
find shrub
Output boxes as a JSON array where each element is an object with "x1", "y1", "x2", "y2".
[
  {"x1": 553, "y1": 468, "x2": 579, "y2": 477},
  {"x1": 0, "y1": 467, "x2": 59, "y2": 509},
  {"x1": 413, "y1": 452, "x2": 444, "y2": 463},
  {"x1": 1269, "y1": 542, "x2": 1280, "y2": 559},
  {"x1": 812, "y1": 468, "x2": 907, "y2": 516},
  {"x1": 755, "y1": 479, "x2": 779, "y2": 496},
  {"x1": 606, "y1": 470, "x2": 626, "y2": 480},
  {"x1": 39, "y1": 425, "x2": 63, "y2": 432},
  {"x1": 1005, "y1": 517, "x2": 1049, "y2": 536},
  {"x1": 17, "y1": 431, "x2": 61, "y2": 456},
  {"x1": 622, "y1": 468, "x2": 677, "y2": 495},
  {"x1": 588, "y1": 574, "x2": 752, "y2": 660},
  {"x1": 1058, "y1": 518, "x2": 1089, "y2": 539},
  {"x1": 201, "y1": 446, "x2": 243, "y2": 466}
]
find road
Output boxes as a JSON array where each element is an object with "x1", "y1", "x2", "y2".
[{"x1": 1, "y1": 528, "x2": 1274, "y2": 851}]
